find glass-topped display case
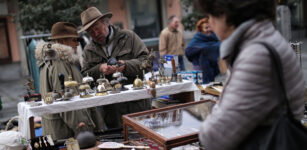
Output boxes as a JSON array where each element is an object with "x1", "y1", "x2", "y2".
[{"x1": 123, "y1": 100, "x2": 215, "y2": 150}]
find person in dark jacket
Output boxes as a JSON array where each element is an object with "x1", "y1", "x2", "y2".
[
  {"x1": 79, "y1": 7, "x2": 152, "y2": 129},
  {"x1": 185, "y1": 17, "x2": 221, "y2": 83}
]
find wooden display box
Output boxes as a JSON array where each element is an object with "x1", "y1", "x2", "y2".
[{"x1": 123, "y1": 100, "x2": 215, "y2": 150}]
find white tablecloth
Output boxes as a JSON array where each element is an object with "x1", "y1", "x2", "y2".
[{"x1": 18, "y1": 80, "x2": 200, "y2": 139}]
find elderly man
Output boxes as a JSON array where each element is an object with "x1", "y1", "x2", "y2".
[
  {"x1": 80, "y1": 7, "x2": 152, "y2": 129},
  {"x1": 35, "y1": 22, "x2": 104, "y2": 140},
  {"x1": 159, "y1": 15, "x2": 186, "y2": 71}
]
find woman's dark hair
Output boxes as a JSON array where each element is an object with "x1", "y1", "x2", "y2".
[{"x1": 197, "y1": 0, "x2": 277, "y2": 27}]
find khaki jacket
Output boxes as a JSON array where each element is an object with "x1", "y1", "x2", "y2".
[
  {"x1": 81, "y1": 25, "x2": 150, "y2": 83},
  {"x1": 159, "y1": 27, "x2": 185, "y2": 56},
  {"x1": 35, "y1": 42, "x2": 104, "y2": 140},
  {"x1": 81, "y1": 26, "x2": 152, "y2": 128}
]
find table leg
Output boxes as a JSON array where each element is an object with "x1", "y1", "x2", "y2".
[
  {"x1": 29, "y1": 116, "x2": 36, "y2": 139},
  {"x1": 123, "y1": 123, "x2": 128, "y2": 141}
]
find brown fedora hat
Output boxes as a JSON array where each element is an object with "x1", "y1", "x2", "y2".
[
  {"x1": 80, "y1": 7, "x2": 113, "y2": 32},
  {"x1": 49, "y1": 22, "x2": 79, "y2": 40}
]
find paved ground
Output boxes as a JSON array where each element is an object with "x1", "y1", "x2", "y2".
[
  {"x1": 0, "y1": 38, "x2": 306, "y2": 125},
  {"x1": 0, "y1": 78, "x2": 27, "y2": 123}
]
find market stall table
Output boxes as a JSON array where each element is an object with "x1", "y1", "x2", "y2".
[{"x1": 18, "y1": 80, "x2": 200, "y2": 139}]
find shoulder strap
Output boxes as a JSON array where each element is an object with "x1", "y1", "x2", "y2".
[{"x1": 255, "y1": 42, "x2": 294, "y2": 118}]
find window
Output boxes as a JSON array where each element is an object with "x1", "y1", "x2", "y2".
[
  {"x1": 0, "y1": 18, "x2": 11, "y2": 63},
  {"x1": 128, "y1": 0, "x2": 162, "y2": 39}
]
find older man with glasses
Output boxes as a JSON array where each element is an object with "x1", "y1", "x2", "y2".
[{"x1": 79, "y1": 7, "x2": 152, "y2": 129}]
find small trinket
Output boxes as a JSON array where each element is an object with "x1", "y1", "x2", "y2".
[
  {"x1": 43, "y1": 93, "x2": 54, "y2": 104},
  {"x1": 170, "y1": 58, "x2": 177, "y2": 82},
  {"x1": 177, "y1": 74, "x2": 182, "y2": 83},
  {"x1": 64, "y1": 76, "x2": 79, "y2": 99},
  {"x1": 79, "y1": 73, "x2": 94, "y2": 98},
  {"x1": 65, "y1": 138, "x2": 80, "y2": 150},
  {"x1": 117, "y1": 73, "x2": 128, "y2": 91},
  {"x1": 82, "y1": 73, "x2": 94, "y2": 83},
  {"x1": 96, "y1": 75, "x2": 108, "y2": 96},
  {"x1": 112, "y1": 71, "x2": 121, "y2": 79},
  {"x1": 142, "y1": 69, "x2": 147, "y2": 87},
  {"x1": 52, "y1": 90, "x2": 61, "y2": 100},
  {"x1": 24, "y1": 77, "x2": 42, "y2": 102},
  {"x1": 166, "y1": 75, "x2": 171, "y2": 84},
  {"x1": 39, "y1": 137, "x2": 42, "y2": 148},
  {"x1": 161, "y1": 75, "x2": 167, "y2": 84},
  {"x1": 133, "y1": 75, "x2": 144, "y2": 90},
  {"x1": 150, "y1": 82, "x2": 156, "y2": 98},
  {"x1": 98, "y1": 74, "x2": 112, "y2": 91},
  {"x1": 43, "y1": 136, "x2": 48, "y2": 147},
  {"x1": 156, "y1": 75, "x2": 162, "y2": 86},
  {"x1": 79, "y1": 83, "x2": 93, "y2": 98},
  {"x1": 110, "y1": 80, "x2": 120, "y2": 94},
  {"x1": 34, "y1": 142, "x2": 39, "y2": 148}
]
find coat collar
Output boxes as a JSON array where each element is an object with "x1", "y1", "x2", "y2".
[
  {"x1": 220, "y1": 19, "x2": 256, "y2": 59},
  {"x1": 35, "y1": 41, "x2": 79, "y2": 67}
]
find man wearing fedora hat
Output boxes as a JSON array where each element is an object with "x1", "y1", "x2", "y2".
[
  {"x1": 35, "y1": 22, "x2": 104, "y2": 140},
  {"x1": 80, "y1": 7, "x2": 152, "y2": 129}
]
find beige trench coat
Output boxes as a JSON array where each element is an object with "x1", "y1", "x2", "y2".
[{"x1": 36, "y1": 42, "x2": 104, "y2": 140}]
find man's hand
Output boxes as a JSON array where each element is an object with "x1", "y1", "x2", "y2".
[
  {"x1": 99, "y1": 63, "x2": 117, "y2": 75},
  {"x1": 117, "y1": 60, "x2": 126, "y2": 72},
  {"x1": 99, "y1": 63, "x2": 108, "y2": 74}
]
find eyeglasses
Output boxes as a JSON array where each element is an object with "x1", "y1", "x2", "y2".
[{"x1": 87, "y1": 20, "x2": 109, "y2": 36}]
